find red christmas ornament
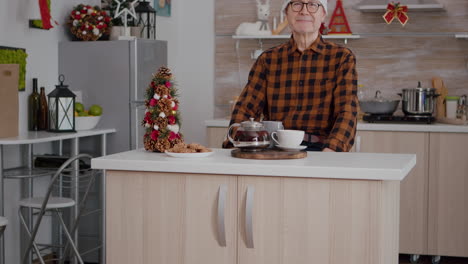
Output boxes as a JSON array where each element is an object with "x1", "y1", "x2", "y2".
[
  {"x1": 328, "y1": 0, "x2": 352, "y2": 35},
  {"x1": 383, "y1": 2, "x2": 409, "y2": 26},
  {"x1": 168, "y1": 116, "x2": 176, "y2": 125},
  {"x1": 150, "y1": 98, "x2": 158, "y2": 106},
  {"x1": 151, "y1": 130, "x2": 160, "y2": 140},
  {"x1": 168, "y1": 131, "x2": 180, "y2": 141}
]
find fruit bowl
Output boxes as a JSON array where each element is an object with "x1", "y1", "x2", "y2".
[{"x1": 75, "y1": 116, "x2": 101, "y2": 131}]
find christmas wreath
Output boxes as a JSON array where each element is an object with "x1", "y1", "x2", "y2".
[
  {"x1": 142, "y1": 66, "x2": 184, "y2": 152},
  {"x1": 68, "y1": 4, "x2": 112, "y2": 41}
]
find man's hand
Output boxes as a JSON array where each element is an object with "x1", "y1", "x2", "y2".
[{"x1": 322, "y1": 147, "x2": 335, "y2": 152}]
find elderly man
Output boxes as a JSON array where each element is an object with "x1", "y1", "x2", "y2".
[{"x1": 224, "y1": 0, "x2": 358, "y2": 152}]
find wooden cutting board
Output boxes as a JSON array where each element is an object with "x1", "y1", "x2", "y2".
[
  {"x1": 231, "y1": 148, "x2": 307, "y2": 160},
  {"x1": 432, "y1": 77, "x2": 448, "y2": 119}
]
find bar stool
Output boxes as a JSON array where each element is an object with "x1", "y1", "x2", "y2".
[
  {"x1": 0, "y1": 217, "x2": 7, "y2": 237},
  {"x1": 18, "y1": 154, "x2": 96, "y2": 264}
]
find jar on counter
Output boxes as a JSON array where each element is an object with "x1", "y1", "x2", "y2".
[{"x1": 445, "y1": 96, "x2": 459, "y2": 119}]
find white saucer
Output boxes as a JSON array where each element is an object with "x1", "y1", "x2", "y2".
[
  {"x1": 276, "y1": 145, "x2": 307, "y2": 151},
  {"x1": 165, "y1": 151, "x2": 214, "y2": 158}
]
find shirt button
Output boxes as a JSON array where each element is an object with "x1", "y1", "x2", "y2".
[{"x1": 299, "y1": 80, "x2": 304, "y2": 86}]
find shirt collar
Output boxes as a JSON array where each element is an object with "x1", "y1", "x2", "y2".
[{"x1": 287, "y1": 34, "x2": 325, "y2": 55}]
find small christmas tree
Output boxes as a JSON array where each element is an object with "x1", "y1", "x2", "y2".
[{"x1": 142, "y1": 66, "x2": 183, "y2": 152}]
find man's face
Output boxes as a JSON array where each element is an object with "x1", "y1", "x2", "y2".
[{"x1": 285, "y1": 0, "x2": 326, "y2": 35}]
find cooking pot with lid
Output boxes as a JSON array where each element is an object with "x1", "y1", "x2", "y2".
[
  {"x1": 359, "y1": 90, "x2": 400, "y2": 115},
  {"x1": 400, "y1": 82, "x2": 439, "y2": 116}
]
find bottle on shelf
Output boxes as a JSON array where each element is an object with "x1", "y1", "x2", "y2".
[
  {"x1": 456, "y1": 95, "x2": 466, "y2": 120},
  {"x1": 38, "y1": 87, "x2": 48, "y2": 130},
  {"x1": 357, "y1": 84, "x2": 365, "y2": 121},
  {"x1": 28, "y1": 78, "x2": 40, "y2": 131}
]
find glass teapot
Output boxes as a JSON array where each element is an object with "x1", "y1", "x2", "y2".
[{"x1": 227, "y1": 118, "x2": 270, "y2": 151}]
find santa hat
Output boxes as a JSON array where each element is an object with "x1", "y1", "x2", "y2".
[{"x1": 283, "y1": 0, "x2": 327, "y2": 14}]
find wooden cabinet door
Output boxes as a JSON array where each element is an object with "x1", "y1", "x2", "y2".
[
  {"x1": 106, "y1": 171, "x2": 237, "y2": 264},
  {"x1": 428, "y1": 133, "x2": 468, "y2": 257},
  {"x1": 237, "y1": 176, "x2": 400, "y2": 264},
  {"x1": 207, "y1": 127, "x2": 227, "y2": 148},
  {"x1": 357, "y1": 131, "x2": 429, "y2": 255}
]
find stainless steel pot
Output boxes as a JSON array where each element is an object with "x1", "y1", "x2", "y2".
[
  {"x1": 359, "y1": 91, "x2": 400, "y2": 115},
  {"x1": 400, "y1": 85, "x2": 439, "y2": 116}
]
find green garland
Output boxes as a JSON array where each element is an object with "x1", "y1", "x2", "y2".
[{"x1": 0, "y1": 48, "x2": 28, "y2": 91}]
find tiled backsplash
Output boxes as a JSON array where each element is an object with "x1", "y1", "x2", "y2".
[{"x1": 215, "y1": 0, "x2": 468, "y2": 118}]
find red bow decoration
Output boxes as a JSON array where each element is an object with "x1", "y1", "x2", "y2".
[
  {"x1": 38, "y1": 0, "x2": 53, "y2": 29},
  {"x1": 383, "y1": 2, "x2": 409, "y2": 26}
]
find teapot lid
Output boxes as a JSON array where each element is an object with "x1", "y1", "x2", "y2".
[{"x1": 241, "y1": 118, "x2": 264, "y2": 129}]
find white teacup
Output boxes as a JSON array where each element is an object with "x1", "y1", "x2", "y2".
[
  {"x1": 270, "y1": 130, "x2": 304, "y2": 148},
  {"x1": 262, "y1": 121, "x2": 284, "y2": 147}
]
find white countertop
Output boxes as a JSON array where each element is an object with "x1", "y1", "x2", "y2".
[
  {"x1": 0, "y1": 128, "x2": 117, "y2": 145},
  {"x1": 205, "y1": 119, "x2": 468, "y2": 133},
  {"x1": 92, "y1": 148, "x2": 416, "y2": 181}
]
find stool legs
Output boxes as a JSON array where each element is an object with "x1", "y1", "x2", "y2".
[
  {"x1": 19, "y1": 207, "x2": 84, "y2": 264},
  {"x1": 18, "y1": 208, "x2": 44, "y2": 264},
  {"x1": 55, "y1": 209, "x2": 83, "y2": 264}
]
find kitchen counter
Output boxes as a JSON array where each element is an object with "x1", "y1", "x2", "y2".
[
  {"x1": 93, "y1": 148, "x2": 415, "y2": 264},
  {"x1": 205, "y1": 119, "x2": 468, "y2": 133},
  {"x1": 91, "y1": 148, "x2": 415, "y2": 181}
]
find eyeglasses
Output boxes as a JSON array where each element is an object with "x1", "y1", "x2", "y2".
[{"x1": 289, "y1": 1, "x2": 322, "y2": 13}]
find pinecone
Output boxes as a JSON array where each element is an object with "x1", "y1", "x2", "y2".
[
  {"x1": 155, "y1": 117, "x2": 168, "y2": 129},
  {"x1": 171, "y1": 138, "x2": 184, "y2": 147},
  {"x1": 158, "y1": 98, "x2": 172, "y2": 115},
  {"x1": 155, "y1": 138, "x2": 171, "y2": 152},
  {"x1": 154, "y1": 84, "x2": 170, "y2": 97},
  {"x1": 156, "y1": 66, "x2": 172, "y2": 79},
  {"x1": 144, "y1": 137, "x2": 158, "y2": 152}
]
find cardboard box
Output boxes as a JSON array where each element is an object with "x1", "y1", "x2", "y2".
[{"x1": 0, "y1": 64, "x2": 19, "y2": 138}]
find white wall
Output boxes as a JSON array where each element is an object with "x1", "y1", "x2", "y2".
[
  {"x1": 157, "y1": 0, "x2": 215, "y2": 145},
  {"x1": 0, "y1": 0, "x2": 214, "y2": 262}
]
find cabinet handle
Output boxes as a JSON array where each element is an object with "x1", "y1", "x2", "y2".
[
  {"x1": 356, "y1": 135, "x2": 361, "y2": 152},
  {"x1": 217, "y1": 184, "x2": 228, "y2": 247},
  {"x1": 245, "y1": 185, "x2": 255, "y2": 248}
]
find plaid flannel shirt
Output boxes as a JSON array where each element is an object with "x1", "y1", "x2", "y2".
[{"x1": 226, "y1": 36, "x2": 358, "y2": 152}]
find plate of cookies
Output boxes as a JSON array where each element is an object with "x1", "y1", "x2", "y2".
[{"x1": 165, "y1": 143, "x2": 214, "y2": 158}]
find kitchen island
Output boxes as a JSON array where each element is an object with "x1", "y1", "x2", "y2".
[{"x1": 92, "y1": 148, "x2": 416, "y2": 264}]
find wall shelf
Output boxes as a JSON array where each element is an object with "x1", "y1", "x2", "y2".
[
  {"x1": 232, "y1": 34, "x2": 361, "y2": 44},
  {"x1": 231, "y1": 32, "x2": 468, "y2": 40}
]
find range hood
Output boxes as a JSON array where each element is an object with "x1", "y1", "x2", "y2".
[{"x1": 356, "y1": 0, "x2": 445, "y2": 12}]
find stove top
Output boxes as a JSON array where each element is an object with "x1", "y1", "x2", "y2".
[{"x1": 363, "y1": 114, "x2": 435, "y2": 124}]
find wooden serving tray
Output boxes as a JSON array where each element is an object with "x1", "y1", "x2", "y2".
[{"x1": 231, "y1": 148, "x2": 307, "y2": 160}]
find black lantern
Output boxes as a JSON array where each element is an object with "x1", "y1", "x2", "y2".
[
  {"x1": 135, "y1": 0, "x2": 156, "y2": 39},
  {"x1": 48, "y1": 75, "x2": 76, "y2": 132}
]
